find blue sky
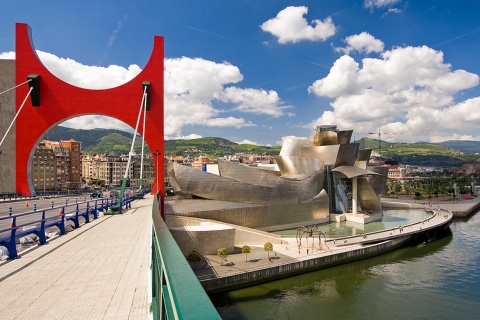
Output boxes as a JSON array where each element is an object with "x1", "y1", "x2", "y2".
[{"x1": 2, "y1": 0, "x2": 480, "y2": 146}]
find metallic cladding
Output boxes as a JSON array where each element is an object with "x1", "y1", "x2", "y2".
[{"x1": 337, "y1": 130, "x2": 353, "y2": 144}]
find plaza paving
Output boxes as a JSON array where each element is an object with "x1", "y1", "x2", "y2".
[
  {"x1": 0, "y1": 195, "x2": 153, "y2": 320},
  {"x1": 195, "y1": 201, "x2": 461, "y2": 281}
]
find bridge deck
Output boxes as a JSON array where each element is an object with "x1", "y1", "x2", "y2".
[{"x1": 0, "y1": 195, "x2": 153, "y2": 320}]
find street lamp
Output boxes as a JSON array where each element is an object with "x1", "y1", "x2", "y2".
[{"x1": 153, "y1": 150, "x2": 161, "y2": 193}]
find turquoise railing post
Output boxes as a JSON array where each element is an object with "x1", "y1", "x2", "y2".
[{"x1": 151, "y1": 194, "x2": 221, "y2": 320}]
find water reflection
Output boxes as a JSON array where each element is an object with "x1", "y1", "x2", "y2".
[
  {"x1": 213, "y1": 211, "x2": 480, "y2": 320},
  {"x1": 273, "y1": 209, "x2": 432, "y2": 238}
]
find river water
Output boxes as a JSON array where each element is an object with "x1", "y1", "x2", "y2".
[{"x1": 211, "y1": 210, "x2": 480, "y2": 319}]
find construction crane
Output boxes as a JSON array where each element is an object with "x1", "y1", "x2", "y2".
[{"x1": 368, "y1": 130, "x2": 398, "y2": 157}]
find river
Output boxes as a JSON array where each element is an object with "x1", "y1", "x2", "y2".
[{"x1": 211, "y1": 210, "x2": 480, "y2": 319}]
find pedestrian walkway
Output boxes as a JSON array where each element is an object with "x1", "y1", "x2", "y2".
[
  {"x1": 196, "y1": 207, "x2": 454, "y2": 282},
  {"x1": 0, "y1": 195, "x2": 153, "y2": 320}
]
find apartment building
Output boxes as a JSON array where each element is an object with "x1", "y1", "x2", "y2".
[{"x1": 31, "y1": 142, "x2": 56, "y2": 194}]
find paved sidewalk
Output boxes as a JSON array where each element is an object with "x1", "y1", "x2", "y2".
[
  {"x1": 196, "y1": 207, "x2": 454, "y2": 281},
  {"x1": 0, "y1": 195, "x2": 154, "y2": 320}
]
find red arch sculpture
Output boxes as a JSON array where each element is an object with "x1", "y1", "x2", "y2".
[{"x1": 15, "y1": 23, "x2": 164, "y2": 202}]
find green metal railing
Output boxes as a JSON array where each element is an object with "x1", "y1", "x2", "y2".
[{"x1": 151, "y1": 194, "x2": 221, "y2": 320}]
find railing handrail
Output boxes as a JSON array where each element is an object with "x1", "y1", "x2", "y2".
[
  {"x1": 0, "y1": 197, "x2": 115, "y2": 259},
  {"x1": 151, "y1": 194, "x2": 221, "y2": 319},
  {"x1": 0, "y1": 197, "x2": 111, "y2": 219}
]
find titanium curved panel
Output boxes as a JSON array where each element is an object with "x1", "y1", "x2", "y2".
[
  {"x1": 172, "y1": 162, "x2": 324, "y2": 205},
  {"x1": 314, "y1": 130, "x2": 338, "y2": 146},
  {"x1": 275, "y1": 156, "x2": 324, "y2": 176},
  {"x1": 357, "y1": 149, "x2": 372, "y2": 161},
  {"x1": 299, "y1": 145, "x2": 340, "y2": 165},
  {"x1": 354, "y1": 160, "x2": 368, "y2": 170},
  {"x1": 334, "y1": 143, "x2": 359, "y2": 167},
  {"x1": 355, "y1": 149, "x2": 372, "y2": 169},
  {"x1": 357, "y1": 177, "x2": 382, "y2": 212},
  {"x1": 164, "y1": 197, "x2": 330, "y2": 229},
  {"x1": 331, "y1": 166, "x2": 381, "y2": 179},
  {"x1": 218, "y1": 160, "x2": 325, "y2": 199},
  {"x1": 279, "y1": 137, "x2": 312, "y2": 156},
  {"x1": 171, "y1": 162, "x2": 276, "y2": 205},
  {"x1": 337, "y1": 130, "x2": 353, "y2": 144},
  {"x1": 366, "y1": 166, "x2": 389, "y2": 195},
  {"x1": 218, "y1": 161, "x2": 278, "y2": 187}
]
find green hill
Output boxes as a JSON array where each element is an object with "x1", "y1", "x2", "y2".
[
  {"x1": 164, "y1": 137, "x2": 281, "y2": 158},
  {"x1": 46, "y1": 127, "x2": 480, "y2": 166},
  {"x1": 360, "y1": 138, "x2": 480, "y2": 166},
  {"x1": 44, "y1": 126, "x2": 146, "y2": 154}
]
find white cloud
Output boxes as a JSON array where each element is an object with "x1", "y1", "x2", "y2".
[
  {"x1": 277, "y1": 135, "x2": 309, "y2": 146},
  {"x1": 100, "y1": 14, "x2": 128, "y2": 65},
  {"x1": 0, "y1": 51, "x2": 15, "y2": 59},
  {"x1": 308, "y1": 55, "x2": 362, "y2": 98},
  {"x1": 1, "y1": 51, "x2": 287, "y2": 138},
  {"x1": 165, "y1": 133, "x2": 203, "y2": 140},
  {"x1": 61, "y1": 115, "x2": 132, "y2": 131},
  {"x1": 216, "y1": 87, "x2": 290, "y2": 117},
  {"x1": 260, "y1": 6, "x2": 336, "y2": 44},
  {"x1": 335, "y1": 32, "x2": 384, "y2": 55},
  {"x1": 164, "y1": 57, "x2": 257, "y2": 135},
  {"x1": 364, "y1": 0, "x2": 401, "y2": 9},
  {"x1": 237, "y1": 139, "x2": 258, "y2": 145},
  {"x1": 309, "y1": 45, "x2": 480, "y2": 142},
  {"x1": 386, "y1": 8, "x2": 402, "y2": 15},
  {"x1": 37, "y1": 50, "x2": 142, "y2": 89}
]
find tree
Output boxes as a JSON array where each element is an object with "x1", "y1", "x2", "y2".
[
  {"x1": 264, "y1": 242, "x2": 273, "y2": 258},
  {"x1": 186, "y1": 250, "x2": 202, "y2": 268},
  {"x1": 242, "y1": 245, "x2": 251, "y2": 261},
  {"x1": 217, "y1": 248, "x2": 228, "y2": 264}
]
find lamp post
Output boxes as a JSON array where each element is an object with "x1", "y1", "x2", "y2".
[{"x1": 154, "y1": 150, "x2": 161, "y2": 193}]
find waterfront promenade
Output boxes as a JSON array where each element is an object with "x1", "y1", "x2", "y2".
[
  {"x1": 383, "y1": 194, "x2": 480, "y2": 217},
  {"x1": 0, "y1": 195, "x2": 153, "y2": 320},
  {"x1": 196, "y1": 206, "x2": 454, "y2": 292}
]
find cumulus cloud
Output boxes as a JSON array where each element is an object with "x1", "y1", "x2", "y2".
[
  {"x1": 38, "y1": 50, "x2": 142, "y2": 89},
  {"x1": 237, "y1": 139, "x2": 259, "y2": 145},
  {"x1": 309, "y1": 45, "x2": 480, "y2": 142},
  {"x1": 216, "y1": 87, "x2": 290, "y2": 117},
  {"x1": 164, "y1": 57, "x2": 257, "y2": 135},
  {"x1": 1, "y1": 51, "x2": 287, "y2": 138},
  {"x1": 334, "y1": 32, "x2": 384, "y2": 55},
  {"x1": 260, "y1": 6, "x2": 336, "y2": 44},
  {"x1": 0, "y1": 51, "x2": 15, "y2": 59},
  {"x1": 61, "y1": 115, "x2": 132, "y2": 131}
]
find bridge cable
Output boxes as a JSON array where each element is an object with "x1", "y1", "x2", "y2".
[
  {"x1": 0, "y1": 79, "x2": 31, "y2": 96},
  {"x1": 123, "y1": 86, "x2": 148, "y2": 180},
  {"x1": 0, "y1": 86, "x2": 33, "y2": 149},
  {"x1": 138, "y1": 91, "x2": 147, "y2": 191},
  {"x1": 114, "y1": 86, "x2": 147, "y2": 205}
]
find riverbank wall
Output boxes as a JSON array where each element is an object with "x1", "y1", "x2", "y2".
[{"x1": 201, "y1": 236, "x2": 410, "y2": 294}]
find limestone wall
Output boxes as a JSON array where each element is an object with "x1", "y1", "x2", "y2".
[
  {"x1": 169, "y1": 223, "x2": 235, "y2": 255},
  {"x1": 0, "y1": 60, "x2": 16, "y2": 193},
  {"x1": 165, "y1": 215, "x2": 286, "y2": 256}
]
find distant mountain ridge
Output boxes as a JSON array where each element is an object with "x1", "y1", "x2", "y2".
[
  {"x1": 438, "y1": 140, "x2": 480, "y2": 154},
  {"x1": 44, "y1": 126, "x2": 144, "y2": 154},
  {"x1": 46, "y1": 127, "x2": 480, "y2": 166}
]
